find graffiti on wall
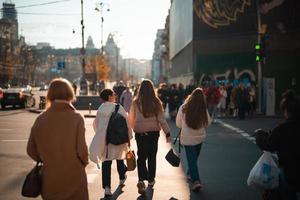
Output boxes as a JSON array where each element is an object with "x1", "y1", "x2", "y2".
[
  {"x1": 199, "y1": 67, "x2": 256, "y2": 83},
  {"x1": 193, "y1": 0, "x2": 251, "y2": 28}
]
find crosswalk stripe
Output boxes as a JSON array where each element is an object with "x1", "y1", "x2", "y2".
[{"x1": 217, "y1": 119, "x2": 256, "y2": 144}]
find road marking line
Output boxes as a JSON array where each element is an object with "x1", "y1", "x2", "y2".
[
  {"x1": 0, "y1": 129, "x2": 14, "y2": 131},
  {"x1": 217, "y1": 119, "x2": 256, "y2": 144},
  {"x1": 0, "y1": 139, "x2": 28, "y2": 142}
]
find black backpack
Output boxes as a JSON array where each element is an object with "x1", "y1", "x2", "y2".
[{"x1": 106, "y1": 104, "x2": 129, "y2": 145}]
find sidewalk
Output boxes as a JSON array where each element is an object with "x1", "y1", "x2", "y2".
[
  {"x1": 84, "y1": 119, "x2": 190, "y2": 200},
  {"x1": 27, "y1": 110, "x2": 192, "y2": 199}
]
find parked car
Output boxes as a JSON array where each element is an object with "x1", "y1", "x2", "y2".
[
  {"x1": 0, "y1": 87, "x2": 35, "y2": 109},
  {"x1": 39, "y1": 84, "x2": 48, "y2": 91},
  {"x1": 0, "y1": 87, "x2": 3, "y2": 100}
]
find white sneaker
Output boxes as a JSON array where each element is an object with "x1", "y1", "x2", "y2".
[
  {"x1": 119, "y1": 175, "x2": 127, "y2": 186},
  {"x1": 104, "y1": 187, "x2": 112, "y2": 197}
]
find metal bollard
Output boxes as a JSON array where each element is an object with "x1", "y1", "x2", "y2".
[
  {"x1": 39, "y1": 96, "x2": 46, "y2": 109},
  {"x1": 89, "y1": 103, "x2": 92, "y2": 115}
]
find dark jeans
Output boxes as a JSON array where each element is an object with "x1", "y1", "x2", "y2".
[
  {"x1": 184, "y1": 143, "x2": 203, "y2": 182},
  {"x1": 279, "y1": 169, "x2": 300, "y2": 200},
  {"x1": 102, "y1": 160, "x2": 127, "y2": 188},
  {"x1": 238, "y1": 105, "x2": 246, "y2": 119},
  {"x1": 135, "y1": 132, "x2": 159, "y2": 182}
]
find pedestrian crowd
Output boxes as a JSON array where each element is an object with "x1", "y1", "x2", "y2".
[
  {"x1": 25, "y1": 77, "x2": 299, "y2": 200},
  {"x1": 157, "y1": 79, "x2": 257, "y2": 121}
]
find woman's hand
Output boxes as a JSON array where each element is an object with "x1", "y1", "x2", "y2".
[
  {"x1": 166, "y1": 136, "x2": 171, "y2": 143},
  {"x1": 166, "y1": 133, "x2": 171, "y2": 143}
]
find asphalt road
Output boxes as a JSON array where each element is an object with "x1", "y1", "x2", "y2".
[{"x1": 0, "y1": 109, "x2": 279, "y2": 200}]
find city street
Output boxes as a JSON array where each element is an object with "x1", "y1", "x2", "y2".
[{"x1": 0, "y1": 109, "x2": 283, "y2": 200}]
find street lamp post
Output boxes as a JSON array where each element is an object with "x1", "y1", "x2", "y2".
[
  {"x1": 80, "y1": 0, "x2": 88, "y2": 95},
  {"x1": 95, "y1": 2, "x2": 110, "y2": 54},
  {"x1": 256, "y1": 0, "x2": 262, "y2": 113}
]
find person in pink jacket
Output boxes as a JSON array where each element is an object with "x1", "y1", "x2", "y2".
[{"x1": 129, "y1": 79, "x2": 171, "y2": 195}]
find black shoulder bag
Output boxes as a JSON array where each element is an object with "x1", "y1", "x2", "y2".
[{"x1": 165, "y1": 129, "x2": 181, "y2": 167}]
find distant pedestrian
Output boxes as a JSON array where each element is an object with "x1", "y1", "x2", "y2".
[
  {"x1": 27, "y1": 78, "x2": 89, "y2": 200},
  {"x1": 218, "y1": 85, "x2": 227, "y2": 117},
  {"x1": 206, "y1": 82, "x2": 221, "y2": 122},
  {"x1": 168, "y1": 84, "x2": 180, "y2": 121},
  {"x1": 129, "y1": 79, "x2": 171, "y2": 195},
  {"x1": 248, "y1": 83, "x2": 256, "y2": 115},
  {"x1": 113, "y1": 81, "x2": 126, "y2": 103},
  {"x1": 255, "y1": 90, "x2": 300, "y2": 199},
  {"x1": 157, "y1": 83, "x2": 168, "y2": 110},
  {"x1": 185, "y1": 79, "x2": 197, "y2": 99},
  {"x1": 235, "y1": 82, "x2": 249, "y2": 120},
  {"x1": 176, "y1": 88, "x2": 212, "y2": 192},
  {"x1": 72, "y1": 82, "x2": 77, "y2": 95},
  {"x1": 120, "y1": 86, "x2": 133, "y2": 113},
  {"x1": 89, "y1": 89, "x2": 132, "y2": 198}
]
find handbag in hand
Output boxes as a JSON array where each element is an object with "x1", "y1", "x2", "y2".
[
  {"x1": 165, "y1": 130, "x2": 181, "y2": 167},
  {"x1": 21, "y1": 161, "x2": 43, "y2": 197},
  {"x1": 126, "y1": 149, "x2": 136, "y2": 171}
]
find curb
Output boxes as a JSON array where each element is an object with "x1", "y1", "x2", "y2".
[{"x1": 27, "y1": 108, "x2": 44, "y2": 114}]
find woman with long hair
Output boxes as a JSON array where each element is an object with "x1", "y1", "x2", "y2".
[
  {"x1": 176, "y1": 88, "x2": 211, "y2": 191},
  {"x1": 27, "y1": 78, "x2": 89, "y2": 200},
  {"x1": 129, "y1": 79, "x2": 171, "y2": 195}
]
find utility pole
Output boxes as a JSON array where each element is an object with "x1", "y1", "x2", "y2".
[
  {"x1": 80, "y1": 0, "x2": 88, "y2": 95},
  {"x1": 95, "y1": 2, "x2": 110, "y2": 55},
  {"x1": 256, "y1": 0, "x2": 262, "y2": 114}
]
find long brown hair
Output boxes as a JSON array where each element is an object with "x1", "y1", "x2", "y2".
[
  {"x1": 183, "y1": 88, "x2": 208, "y2": 129},
  {"x1": 134, "y1": 79, "x2": 163, "y2": 118}
]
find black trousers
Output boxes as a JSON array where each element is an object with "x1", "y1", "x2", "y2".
[
  {"x1": 135, "y1": 131, "x2": 159, "y2": 182},
  {"x1": 102, "y1": 160, "x2": 127, "y2": 188}
]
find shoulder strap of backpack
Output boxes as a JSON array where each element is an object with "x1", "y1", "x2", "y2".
[{"x1": 115, "y1": 104, "x2": 120, "y2": 113}]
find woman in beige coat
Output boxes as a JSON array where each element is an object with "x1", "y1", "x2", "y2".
[{"x1": 27, "y1": 78, "x2": 89, "y2": 200}]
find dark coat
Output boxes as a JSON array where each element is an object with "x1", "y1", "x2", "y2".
[{"x1": 256, "y1": 118, "x2": 300, "y2": 191}]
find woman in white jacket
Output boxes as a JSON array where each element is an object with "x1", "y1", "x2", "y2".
[
  {"x1": 176, "y1": 88, "x2": 211, "y2": 191},
  {"x1": 89, "y1": 89, "x2": 132, "y2": 197}
]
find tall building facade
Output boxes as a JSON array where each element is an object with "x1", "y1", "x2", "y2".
[
  {"x1": 169, "y1": 0, "x2": 300, "y2": 108},
  {"x1": 104, "y1": 33, "x2": 122, "y2": 81}
]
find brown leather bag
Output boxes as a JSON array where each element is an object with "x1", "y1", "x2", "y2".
[
  {"x1": 126, "y1": 149, "x2": 136, "y2": 171},
  {"x1": 21, "y1": 161, "x2": 43, "y2": 197}
]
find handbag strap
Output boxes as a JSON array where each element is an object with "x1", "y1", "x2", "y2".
[{"x1": 173, "y1": 129, "x2": 181, "y2": 153}]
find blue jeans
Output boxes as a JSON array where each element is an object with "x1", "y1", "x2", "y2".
[{"x1": 184, "y1": 143, "x2": 203, "y2": 182}]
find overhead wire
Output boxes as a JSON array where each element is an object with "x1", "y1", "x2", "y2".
[
  {"x1": 0, "y1": 10, "x2": 79, "y2": 16},
  {"x1": 0, "y1": 0, "x2": 78, "y2": 16},
  {"x1": 15, "y1": 0, "x2": 73, "y2": 9}
]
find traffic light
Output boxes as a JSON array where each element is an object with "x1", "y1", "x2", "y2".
[
  {"x1": 255, "y1": 43, "x2": 261, "y2": 62},
  {"x1": 255, "y1": 35, "x2": 266, "y2": 62}
]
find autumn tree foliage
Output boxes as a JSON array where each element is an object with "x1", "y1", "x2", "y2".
[{"x1": 85, "y1": 54, "x2": 110, "y2": 81}]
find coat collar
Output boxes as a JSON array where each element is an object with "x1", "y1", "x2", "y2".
[{"x1": 49, "y1": 101, "x2": 76, "y2": 111}]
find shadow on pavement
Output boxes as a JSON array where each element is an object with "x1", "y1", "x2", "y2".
[
  {"x1": 136, "y1": 186, "x2": 154, "y2": 200},
  {"x1": 100, "y1": 185, "x2": 124, "y2": 200}
]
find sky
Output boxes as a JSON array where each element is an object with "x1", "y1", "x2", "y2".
[{"x1": 1, "y1": 0, "x2": 171, "y2": 59}]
